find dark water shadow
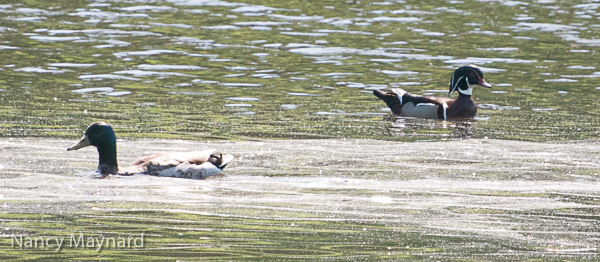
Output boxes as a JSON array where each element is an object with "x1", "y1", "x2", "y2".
[{"x1": 389, "y1": 116, "x2": 478, "y2": 140}]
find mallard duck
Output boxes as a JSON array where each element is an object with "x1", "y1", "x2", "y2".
[
  {"x1": 373, "y1": 65, "x2": 492, "y2": 120},
  {"x1": 67, "y1": 122, "x2": 234, "y2": 179}
]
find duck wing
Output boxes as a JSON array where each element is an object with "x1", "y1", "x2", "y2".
[
  {"x1": 118, "y1": 149, "x2": 214, "y2": 175},
  {"x1": 148, "y1": 149, "x2": 216, "y2": 165},
  {"x1": 121, "y1": 149, "x2": 234, "y2": 178},
  {"x1": 373, "y1": 88, "x2": 453, "y2": 119},
  {"x1": 155, "y1": 152, "x2": 234, "y2": 179},
  {"x1": 156, "y1": 162, "x2": 224, "y2": 179}
]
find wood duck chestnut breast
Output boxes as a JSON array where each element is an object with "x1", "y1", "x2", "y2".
[{"x1": 373, "y1": 65, "x2": 492, "y2": 120}]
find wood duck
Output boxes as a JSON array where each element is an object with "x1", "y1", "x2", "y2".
[
  {"x1": 373, "y1": 65, "x2": 492, "y2": 120},
  {"x1": 67, "y1": 122, "x2": 234, "y2": 179}
]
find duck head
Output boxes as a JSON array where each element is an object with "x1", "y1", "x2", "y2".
[
  {"x1": 67, "y1": 122, "x2": 116, "y2": 151},
  {"x1": 68, "y1": 122, "x2": 118, "y2": 176},
  {"x1": 448, "y1": 65, "x2": 492, "y2": 96}
]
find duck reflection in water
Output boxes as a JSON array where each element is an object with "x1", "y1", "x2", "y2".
[{"x1": 390, "y1": 117, "x2": 478, "y2": 140}]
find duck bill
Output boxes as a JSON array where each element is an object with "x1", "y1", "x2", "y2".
[
  {"x1": 478, "y1": 79, "x2": 492, "y2": 88},
  {"x1": 67, "y1": 135, "x2": 91, "y2": 151}
]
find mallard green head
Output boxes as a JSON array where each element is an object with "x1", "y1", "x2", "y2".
[
  {"x1": 67, "y1": 122, "x2": 116, "y2": 151},
  {"x1": 68, "y1": 122, "x2": 119, "y2": 176}
]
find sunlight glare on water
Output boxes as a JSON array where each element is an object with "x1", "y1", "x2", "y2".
[
  {"x1": 0, "y1": 0, "x2": 598, "y2": 140},
  {"x1": 1, "y1": 0, "x2": 600, "y2": 260}
]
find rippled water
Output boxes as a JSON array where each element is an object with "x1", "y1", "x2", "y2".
[
  {"x1": 2, "y1": 138, "x2": 600, "y2": 260},
  {"x1": 0, "y1": 0, "x2": 599, "y2": 141},
  {"x1": 2, "y1": 0, "x2": 600, "y2": 260}
]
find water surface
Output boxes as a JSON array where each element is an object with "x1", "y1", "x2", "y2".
[
  {"x1": 1, "y1": 138, "x2": 599, "y2": 260},
  {"x1": 2, "y1": 0, "x2": 600, "y2": 260},
  {"x1": 0, "y1": 0, "x2": 599, "y2": 141}
]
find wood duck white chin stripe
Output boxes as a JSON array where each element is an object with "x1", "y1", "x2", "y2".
[
  {"x1": 458, "y1": 83, "x2": 473, "y2": 96},
  {"x1": 373, "y1": 64, "x2": 492, "y2": 120}
]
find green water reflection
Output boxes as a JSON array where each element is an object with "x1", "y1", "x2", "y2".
[
  {"x1": 0, "y1": 0, "x2": 599, "y2": 141},
  {"x1": 0, "y1": 209, "x2": 588, "y2": 261}
]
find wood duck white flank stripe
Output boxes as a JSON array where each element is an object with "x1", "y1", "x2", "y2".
[{"x1": 373, "y1": 64, "x2": 492, "y2": 120}]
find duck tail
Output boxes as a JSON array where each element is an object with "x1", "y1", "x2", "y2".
[
  {"x1": 373, "y1": 89, "x2": 406, "y2": 114},
  {"x1": 209, "y1": 154, "x2": 235, "y2": 170},
  {"x1": 372, "y1": 89, "x2": 389, "y2": 100}
]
